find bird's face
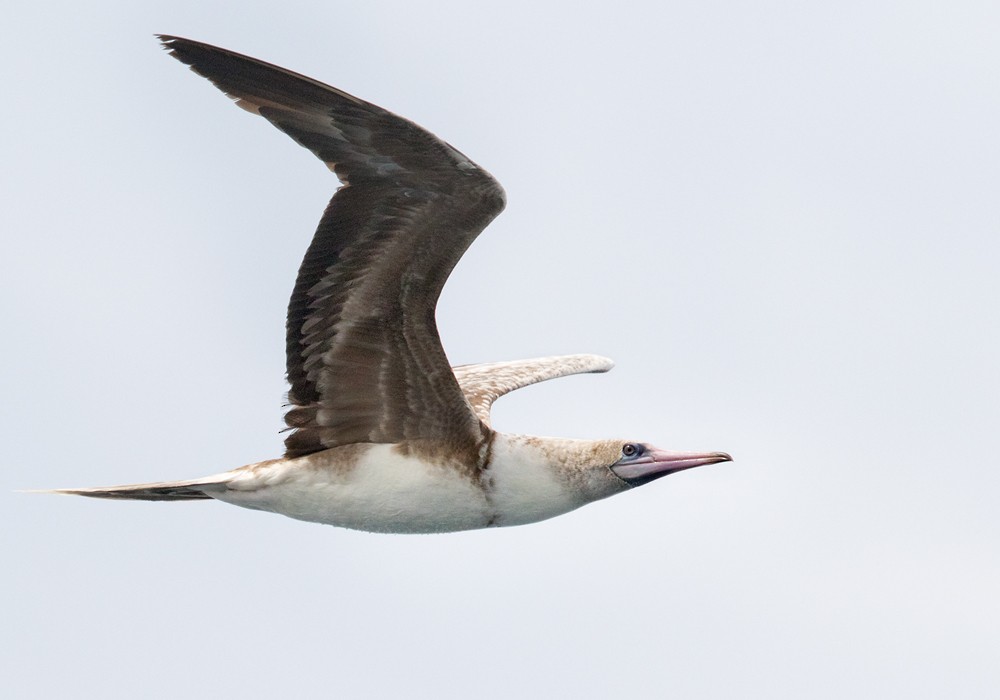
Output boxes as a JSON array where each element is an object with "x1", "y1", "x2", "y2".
[
  {"x1": 537, "y1": 438, "x2": 731, "y2": 504},
  {"x1": 608, "y1": 442, "x2": 732, "y2": 487}
]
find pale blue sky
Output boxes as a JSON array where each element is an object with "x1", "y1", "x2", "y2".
[{"x1": 4, "y1": 2, "x2": 999, "y2": 698}]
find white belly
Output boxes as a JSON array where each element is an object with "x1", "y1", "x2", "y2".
[{"x1": 211, "y1": 444, "x2": 493, "y2": 534}]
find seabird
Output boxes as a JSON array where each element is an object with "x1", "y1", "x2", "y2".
[{"x1": 50, "y1": 36, "x2": 732, "y2": 533}]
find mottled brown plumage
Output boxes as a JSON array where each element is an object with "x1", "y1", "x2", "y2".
[{"x1": 160, "y1": 36, "x2": 504, "y2": 458}]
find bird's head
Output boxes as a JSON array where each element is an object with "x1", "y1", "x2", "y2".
[{"x1": 491, "y1": 435, "x2": 732, "y2": 525}]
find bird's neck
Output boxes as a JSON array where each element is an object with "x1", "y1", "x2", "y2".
[{"x1": 484, "y1": 433, "x2": 590, "y2": 526}]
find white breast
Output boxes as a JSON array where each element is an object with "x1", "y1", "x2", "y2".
[{"x1": 486, "y1": 434, "x2": 585, "y2": 527}]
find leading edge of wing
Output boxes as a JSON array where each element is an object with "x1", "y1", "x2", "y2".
[{"x1": 157, "y1": 35, "x2": 505, "y2": 194}]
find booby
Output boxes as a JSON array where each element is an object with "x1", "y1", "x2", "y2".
[{"x1": 50, "y1": 36, "x2": 732, "y2": 533}]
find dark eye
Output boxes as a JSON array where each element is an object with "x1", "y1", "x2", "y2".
[{"x1": 622, "y1": 443, "x2": 642, "y2": 458}]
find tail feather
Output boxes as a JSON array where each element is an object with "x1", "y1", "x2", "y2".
[{"x1": 40, "y1": 475, "x2": 233, "y2": 502}]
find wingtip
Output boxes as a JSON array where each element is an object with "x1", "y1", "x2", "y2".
[
  {"x1": 156, "y1": 34, "x2": 193, "y2": 46},
  {"x1": 155, "y1": 34, "x2": 181, "y2": 50},
  {"x1": 581, "y1": 353, "x2": 615, "y2": 373},
  {"x1": 156, "y1": 35, "x2": 193, "y2": 65},
  {"x1": 155, "y1": 35, "x2": 221, "y2": 64}
]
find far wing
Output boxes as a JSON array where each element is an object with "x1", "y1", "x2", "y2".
[{"x1": 452, "y1": 354, "x2": 614, "y2": 426}]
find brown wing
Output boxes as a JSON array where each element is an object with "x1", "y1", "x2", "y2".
[
  {"x1": 452, "y1": 355, "x2": 615, "y2": 427},
  {"x1": 160, "y1": 36, "x2": 505, "y2": 458}
]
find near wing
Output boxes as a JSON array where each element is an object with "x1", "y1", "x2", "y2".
[
  {"x1": 452, "y1": 354, "x2": 615, "y2": 427},
  {"x1": 160, "y1": 36, "x2": 506, "y2": 457}
]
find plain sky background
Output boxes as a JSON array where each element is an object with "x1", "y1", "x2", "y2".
[{"x1": 3, "y1": 1, "x2": 999, "y2": 698}]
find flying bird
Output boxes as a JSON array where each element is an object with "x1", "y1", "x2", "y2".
[{"x1": 51, "y1": 36, "x2": 732, "y2": 533}]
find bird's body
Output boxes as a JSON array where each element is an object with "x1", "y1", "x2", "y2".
[
  {"x1": 123, "y1": 435, "x2": 628, "y2": 534},
  {"x1": 49, "y1": 37, "x2": 732, "y2": 532}
]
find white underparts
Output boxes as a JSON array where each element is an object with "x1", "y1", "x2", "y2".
[{"x1": 207, "y1": 435, "x2": 597, "y2": 534}]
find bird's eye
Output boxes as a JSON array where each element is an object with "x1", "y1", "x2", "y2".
[{"x1": 622, "y1": 443, "x2": 642, "y2": 458}]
